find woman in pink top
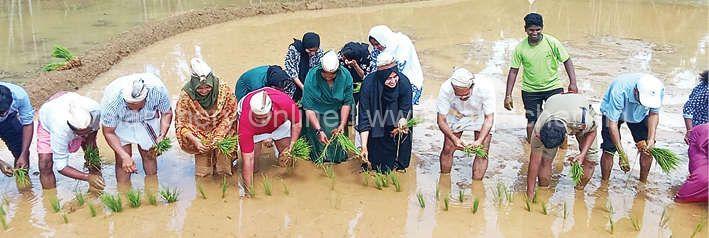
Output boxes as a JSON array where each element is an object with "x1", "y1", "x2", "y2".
[{"x1": 675, "y1": 123, "x2": 708, "y2": 203}]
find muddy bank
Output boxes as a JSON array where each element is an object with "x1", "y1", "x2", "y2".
[{"x1": 23, "y1": 0, "x2": 420, "y2": 106}]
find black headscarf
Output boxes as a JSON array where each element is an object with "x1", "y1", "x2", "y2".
[
  {"x1": 0, "y1": 85, "x2": 12, "y2": 113},
  {"x1": 266, "y1": 65, "x2": 296, "y2": 98},
  {"x1": 356, "y1": 66, "x2": 412, "y2": 138},
  {"x1": 292, "y1": 32, "x2": 320, "y2": 82},
  {"x1": 339, "y1": 42, "x2": 371, "y2": 83}
]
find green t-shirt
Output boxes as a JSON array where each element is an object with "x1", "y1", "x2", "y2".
[
  {"x1": 510, "y1": 34, "x2": 570, "y2": 92},
  {"x1": 235, "y1": 65, "x2": 269, "y2": 101}
]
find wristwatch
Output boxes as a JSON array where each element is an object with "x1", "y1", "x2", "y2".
[{"x1": 315, "y1": 128, "x2": 324, "y2": 134}]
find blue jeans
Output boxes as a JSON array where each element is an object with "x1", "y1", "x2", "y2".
[{"x1": 0, "y1": 112, "x2": 23, "y2": 159}]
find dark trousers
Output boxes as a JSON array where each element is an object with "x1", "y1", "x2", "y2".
[
  {"x1": 0, "y1": 113, "x2": 24, "y2": 159},
  {"x1": 600, "y1": 115, "x2": 649, "y2": 153},
  {"x1": 367, "y1": 127, "x2": 412, "y2": 173},
  {"x1": 521, "y1": 88, "x2": 564, "y2": 123}
]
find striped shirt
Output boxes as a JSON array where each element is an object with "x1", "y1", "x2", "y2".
[{"x1": 100, "y1": 73, "x2": 171, "y2": 127}]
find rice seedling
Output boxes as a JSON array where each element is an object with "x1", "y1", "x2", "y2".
[
  {"x1": 323, "y1": 165, "x2": 335, "y2": 179},
  {"x1": 0, "y1": 215, "x2": 6, "y2": 230},
  {"x1": 0, "y1": 204, "x2": 4, "y2": 216},
  {"x1": 472, "y1": 198, "x2": 480, "y2": 214},
  {"x1": 417, "y1": 192, "x2": 426, "y2": 208},
  {"x1": 42, "y1": 62, "x2": 65, "y2": 72},
  {"x1": 390, "y1": 173, "x2": 401, "y2": 192},
  {"x1": 50, "y1": 197, "x2": 61, "y2": 213},
  {"x1": 570, "y1": 161, "x2": 584, "y2": 186},
  {"x1": 443, "y1": 196, "x2": 450, "y2": 211},
  {"x1": 463, "y1": 145, "x2": 487, "y2": 158},
  {"x1": 14, "y1": 168, "x2": 30, "y2": 187},
  {"x1": 61, "y1": 213, "x2": 69, "y2": 224},
  {"x1": 333, "y1": 134, "x2": 360, "y2": 156},
  {"x1": 458, "y1": 190, "x2": 465, "y2": 203},
  {"x1": 126, "y1": 189, "x2": 141, "y2": 208},
  {"x1": 221, "y1": 176, "x2": 228, "y2": 199},
  {"x1": 496, "y1": 183, "x2": 505, "y2": 205},
  {"x1": 540, "y1": 201, "x2": 548, "y2": 215},
  {"x1": 391, "y1": 118, "x2": 422, "y2": 135},
  {"x1": 84, "y1": 146, "x2": 102, "y2": 171},
  {"x1": 281, "y1": 180, "x2": 290, "y2": 196},
  {"x1": 649, "y1": 147, "x2": 680, "y2": 173},
  {"x1": 74, "y1": 191, "x2": 85, "y2": 206},
  {"x1": 630, "y1": 215, "x2": 641, "y2": 231},
  {"x1": 361, "y1": 172, "x2": 369, "y2": 186},
  {"x1": 616, "y1": 144, "x2": 631, "y2": 172},
  {"x1": 197, "y1": 183, "x2": 207, "y2": 199},
  {"x1": 435, "y1": 185, "x2": 440, "y2": 201},
  {"x1": 532, "y1": 189, "x2": 538, "y2": 204},
  {"x1": 100, "y1": 193, "x2": 123, "y2": 213},
  {"x1": 159, "y1": 187, "x2": 180, "y2": 204},
  {"x1": 563, "y1": 203, "x2": 567, "y2": 220},
  {"x1": 215, "y1": 136, "x2": 239, "y2": 156},
  {"x1": 374, "y1": 174, "x2": 384, "y2": 190},
  {"x1": 524, "y1": 195, "x2": 532, "y2": 212},
  {"x1": 609, "y1": 215, "x2": 615, "y2": 234},
  {"x1": 88, "y1": 203, "x2": 97, "y2": 217},
  {"x1": 147, "y1": 192, "x2": 157, "y2": 206},
  {"x1": 51, "y1": 45, "x2": 74, "y2": 60},
  {"x1": 262, "y1": 175, "x2": 272, "y2": 196},
  {"x1": 288, "y1": 138, "x2": 312, "y2": 162},
  {"x1": 155, "y1": 137, "x2": 173, "y2": 156},
  {"x1": 691, "y1": 219, "x2": 705, "y2": 238}
]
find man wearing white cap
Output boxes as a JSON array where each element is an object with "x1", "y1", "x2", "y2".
[
  {"x1": 599, "y1": 73, "x2": 664, "y2": 183},
  {"x1": 101, "y1": 73, "x2": 173, "y2": 184},
  {"x1": 237, "y1": 87, "x2": 302, "y2": 195},
  {"x1": 436, "y1": 68, "x2": 496, "y2": 179},
  {"x1": 37, "y1": 92, "x2": 105, "y2": 190}
]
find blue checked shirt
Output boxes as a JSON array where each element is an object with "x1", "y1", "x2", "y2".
[
  {"x1": 101, "y1": 85, "x2": 171, "y2": 127},
  {"x1": 683, "y1": 81, "x2": 708, "y2": 126},
  {"x1": 600, "y1": 73, "x2": 663, "y2": 123},
  {"x1": 0, "y1": 82, "x2": 34, "y2": 125}
]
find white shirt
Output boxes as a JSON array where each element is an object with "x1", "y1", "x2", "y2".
[
  {"x1": 39, "y1": 92, "x2": 100, "y2": 171},
  {"x1": 436, "y1": 75, "x2": 496, "y2": 120}
]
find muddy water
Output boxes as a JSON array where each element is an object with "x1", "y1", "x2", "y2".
[{"x1": 1, "y1": 0, "x2": 707, "y2": 237}]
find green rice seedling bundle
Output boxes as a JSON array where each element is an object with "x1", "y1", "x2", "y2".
[
  {"x1": 334, "y1": 134, "x2": 360, "y2": 156},
  {"x1": 101, "y1": 193, "x2": 123, "y2": 213},
  {"x1": 691, "y1": 219, "x2": 705, "y2": 238},
  {"x1": 443, "y1": 196, "x2": 450, "y2": 211},
  {"x1": 570, "y1": 161, "x2": 584, "y2": 186},
  {"x1": 540, "y1": 201, "x2": 548, "y2": 215},
  {"x1": 74, "y1": 191, "x2": 85, "y2": 206},
  {"x1": 50, "y1": 197, "x2": 61, "y2": 213},
  {"x1": 155, "y1": 138, "x2": 173, "y2": 156},
  {"x1": 61, "y1": 213, "x2": 69, "y2": 224},
  {"x1": 649, "y1": 147, "x2": 680, "y2": 173},
  {"x1": 216, "y1": 136, "x2": 239, "y2": 156},
  {"x1": 630, "y1": 215, "x2": 640, "y2": 231},
  {"x1": 42, "y1": 62, "x2": 65, "y2": 72},
  {"x1": 197, "y1": 183, "x2": 207, "y2": 199},
  {"x1": 126, "y1": 189, "x2": 141, "y2": 208},
  {"x1": 463, "y1": 145, "x2": 487, "y2": 158},
  {"x1": 51, "y1": 45, "x2": 74, "y2": 60},
  {"x1": 147, "y1": 192, "x2": 157, "y2": 206},
  {"x1": 14, "y1": 168, "x2": 30, "y2": 187},
  {"x1": 458, "y1": 190, "x2": 465, "y2": 203},
  {"x1": 472, "y1": 198, "x2": 480, "y2": 214},
  {"x1": 391, "y1": 118, "x2": 422, "y2": 135},
  {"x1": 417, "y1": 192, "x2": 425, "y2": 208},
  {"x1": 159, "y1": 188, "x2": 180, "y2": 203},
  {"x1": 262, "y1": 175, "x2": 272, "y2": 196},
  {"x1": 221, "y1": 176, "x2": 228, "y2": 199},
  {"x1": 88, "y1": 203, "x2": 97, "y2": 217},
  {"x1": 390, "y1": 173, "x2": 401, "y2": 192},
  {"x1": 616, "y1": 144, "x2": 630, "y2": 172},
  {"x1": 288, "y1": 138, "x2": 312, "y2": 162},
  {"x1": 84, "y1": 146, "x2": 102, "y2": 171}
]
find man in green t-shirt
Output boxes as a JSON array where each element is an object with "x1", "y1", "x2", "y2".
[{"x1": 504, "y1": 13, "x2": 578, "y2": 141}]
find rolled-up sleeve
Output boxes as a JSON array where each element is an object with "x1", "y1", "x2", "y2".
[
  {"x1": 50, "y1": 131, "x2": 72, "y2": 171},
  {"x1": 481, "y1": 83, "x2": 497, "y2": 116},
  {"x1": 14, "y1": 89, "x2": 34, "y2": 125},
  {"x1": 600, "y1": 87, "x2": 625, "y2": 122},
  {"x1": 436, "y1": 87, "x2": 451, "y2": 115}
]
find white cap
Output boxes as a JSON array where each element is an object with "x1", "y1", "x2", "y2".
[
  {"x1": 376, "y1": 51, "x2": 396, "y2": 67},
  {"x1": 67, "y1": 104, "x2": 92, "y2": 129},
  {"x1": 636, "y1": 74, "x2": 664, "y2": 108},
  {"x1": 249, "y1": 90, "x2": 272, "y2": 115},
  {"x1": 449, "y1": 68, "x2": 475, "y2": 88},
  {"x1": 190, "y1": 58, "x2": 212, "y2": 78},
  {"x1": 122, "y1": 77, "x2": 148, "y2": 103},
  {"x1": 321, "y1": 51, "x2": 339, "y2": 73}
]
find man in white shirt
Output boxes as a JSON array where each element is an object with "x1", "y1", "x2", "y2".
[
  {"x1": 436, "y1": 68, "x2": 496, "y2": 179},
  {"x1": 37, "y1": 92, "x2": 105, "y2": 190}
]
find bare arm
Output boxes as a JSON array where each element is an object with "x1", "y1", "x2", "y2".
[
  {"x1": 475, "y1": 114, "x2": 495, "y2": 144},
  {"x1": 338, "y1": 105, "x2": 351, "y2": 130},
  {"x1": 505, "y1": 68, "x2": 519, "y2": 98},
  {"x1": 563, "y1": 59, "x2": 578, "y2": 93},
  {"x1": 159, "y1": 110, "x2": 173, "y2": 139},
  {"x1": 578, "y1": 128, "x2": 597, "y2": 157},
  {"x1": 58, "y1": 167, "x2": 91, "y2": 181},
  {"x1": 290, "y1": 119, "x2": 302, "y2": 147},
  {"x1": 436, "y1": 113, "x2": 457, "y2": 142},
  {"x1": 241, "y1": 152, "x2": 255, "y2": 188},
  {"x1": 646, "y1": 112, "x2": 659, "y2": 148},
  {"x1": 16, "y1": 123, "x2": 34, "y2": 168}
]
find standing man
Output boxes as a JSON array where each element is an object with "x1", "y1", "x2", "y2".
[
  {"x1": 37, "y1": 92, "x2": 105, "y2": 190},
  {"x1": 0, "y1": 82, "x2": 34, "y2": 180},
  {"x1": 504, "y1": 13, "x2": 578, "y2": 141},
  {"x1": 599, "y1": 73, "x2": 664, "y2": 183},
  {"x1": 436, "y1": 68, "x2": 495, "y2": 179},
  {"x1": 101, "y1": 73, "x2": 173, "y2": 185}
]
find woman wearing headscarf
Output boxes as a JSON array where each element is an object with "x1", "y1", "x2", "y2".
[
  {"x1": 176, "y1": 58, "x2": 238, "y2": 177},
  {"x1": 676, "y1": 71, "x2": 708, "y2": 203},
  {"x1": 302, "y1": 51, "x2": 355, "y2": 164},
  {"x1": 368, "y1": 25, "x2": 424, "y2": 105},
  {"x1": 235, "y1": 65, "x2": 295, "y2": 101},
  {"x1": 356, "y1": 52, "x2": 413, "y2": 173},
  {"x1": 339, "y1": 42, "x2": 372, "y2": 104},
  {"x1": 284, "y1": 32, "x2": 324, "y2": 102}
]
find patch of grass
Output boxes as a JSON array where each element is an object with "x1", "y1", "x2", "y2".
[
  {"x1": 458, "y1": 190, "x2": 464, "y2": 203},
  {"x1": 691, "y1": 219, "x2": 706, "y2": 238},
  {"x1": 417, "y1": 192, "x2": 425, "y2": 208},
  {"x1": 88, "y1": 203, "x2": 97, "y2": 217},
  {"x1": 650, "y1": 147, "x2": 680, "y2": 173},
  {"x1": 540, "y1": 201, "x2": 548, "y2": 215},
  {"x1": 126, "y1": 189, "x2": 141, "y2": 208},
  {"x1": 443, "y1": 196, "x2": 449, "y2": 211},
  {"x1": 630, "y1": 215, "x2": 640, "y2": 231},
  {"x1": 221, "y1": 176, "x2": 228, "y2": 199},
  {"x1": 159, "y1": 187, "x2": 180, "y2": 204},
  {"x1": 100, "y1": 193, "x2": 123, "y2": 213},
  {"x1": 74, "y1": 191, "x2": 85, "y2": 207},
  {"x1": 61, "y1": 213, "x2": 68, "y2": 224},
  {"x1": 155, "y1": 138, "x2": 173, "y2": 156},
  {"x1": 84, "y1": 146, "x2": 102, "y2": 171},
  {"x1": 197, "y1": 183, "x2": 207, "y2": 199},
  {"x1": 50, "y1": 197, "x2": 61, "y2": 213},
  {"x1": 390, "y1": 173, "x2": 401, "y2": 192},
  {"x1": 472, "y1": 198, "x2": 480, "y2": 214},
  {"x1": 262, "y1": 175, "x2": 272, "y2": 196},
  {"x1": 570, "y1": 161, "x2": 583, "y2": 186},
  {"x1": 14, "y1": 168, "x2": 30, "y2": 187},
  {"x1": 215, "y1": 136, "x2": 239, "y2": 156},
  {"x1": 281, "y1": 179, "x2": 290, "y2": 196}
]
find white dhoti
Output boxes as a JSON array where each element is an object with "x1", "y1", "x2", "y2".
[
  {"x1": 115, "y1": 117, "x2": 160, "y2": 150},
  {"x1": 446, "y1": 114, "x2": 495, "y2": 134}
]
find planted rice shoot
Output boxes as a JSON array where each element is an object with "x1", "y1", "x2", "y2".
[
  {"x1": 262, "y1": 175, "x2": 272, "y2": 196},
  {"x1": 540, "y1": 201, "x2": 548, "y2": 215},
  {"x1": 524, "y1": 195, "x2": 532, "y2": 212},
  {"x1": 323, "y1": 165, "x2": 336, "y2": 190},
  {"x1": 361, "y1": 173, "x2": 369, "y2": 186},
  {"x1": 216, "y1": 136, "x2": 239, "y2": 156},
  {"x1": 691, "y1": 219, "x2": 705, "y2": 238},
  {"x1": 74, "y1": 191, "x2": 85, "y2": 206},
  {"x1": 660, "y1": 208, "x2": 671, "y2": 228},
  {"x1": 159, "y1": 187, "x2": 180, "y2": 203},
  {"x1": 88, "y1": 203, "x2": 97, "y2": 217},
  {"x1": 609, "y1": 215, "x2": 615, "y2": 234},
  {"x1": 435, "y1": 185, "x2": 440, "y2": 201},
  {"x1": 50, "y1": 197, "x2": 61, "y2": 213},
  {"x1": 380, "y1": 173, "x2": 389, "y2": 187},
  {"x1": 197, "y1": 183, "x2": 207, "y2": 199},
  {"x1": 390, "y1": 173, "x2": 401, "y2": 192},
  {"x1": 101, "y1": 193, "x2": 123, "y2": 213},
  {"x1": 281, "y1": 179, "x2": 290, "y2": 196},
  {"x1": 84, "y1": 146, "x2": 102, "y2": 171},
  {"x1": 51, "y1": 45, "x2": 75, "y2": 60},
  {"x1": 463, "y1": 145, "x2": 487, "y2": 158},
  {"x1": 443, "y1": 196, "x2": 449, "y2": 211},
  {"x1": 532, "y1": 188, "x2": 538, "y2": 204},
  {"x1": 147, "y1": 192, "x2": 157, "y2": 206},
  {"x1": 155, "y1": 137, "x2": 173, "y2": 156},
  {"x1": 417, "y1": 192, "x2": 426, "y2": 208},
  {"x1": 472, "y1": 198, "x2": 480, "y2": 214},
  {"x1": 221, "y1": 176, "x2": 228, "y2": 199},
  {"x1": 649, "y1": 147, "x2": 680, "y2": 173},
  {"x1": 0, "y1": 214, "x2": 6, "y2": 230},
  {"x1": 570, "y1": 161, "x2": 584, "y2": 186},
  {"x1": 374, "y1": 174, "x2": 384, "y2": 190},
  {"x1": 126, "y1": 189, "x2": 141, "y2": 208},
  {"x1": 458, "y1": 190, "x2": 465, "y2": 203},
  {"x1": 630, "y1": 215, "x2": 641, "y2": 231},
  {"x1": 14, "y1": 168, "x2": 30, "y2": 187},
  {"x1": 61, "y1": 213, "x2": 69, "y2": 224},
  {"x1": 563, "y1": 203, "x2": 568, "y2": 219}
]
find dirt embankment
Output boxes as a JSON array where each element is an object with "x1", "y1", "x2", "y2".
[{"x1": 25, "y1": 0, "x2": 418, "y2": 106}]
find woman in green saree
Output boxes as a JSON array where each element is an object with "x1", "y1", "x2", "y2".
[{"x1": 302, "y1": 51, "x2": 355, "y2": 163}]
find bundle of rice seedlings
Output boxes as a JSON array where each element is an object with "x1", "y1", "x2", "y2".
[
  {"x1": 221, "y1": 176, "x2": 228, "y2": 199},
  {"x1": 88, "y1": 203, "x2": 97, "y2": 217},
  {"x1": 463, "y1": 145, "x2": 487, "y2": 158},
  {"x1": 155, "y1": 138, "x2": 173, "y2": 156},
  {"x1": 216, "y1": 136, "x2": 239, "y2": 156},
  {"x1": 288, "y1": 138, "x2": 311, "y2": 162},
  {"x1": 691, "y1": 219, "x2": 705, "y2": 238},
  {"x1": 281, "y1": 179, "x2": 290, "y2": 196},
  {"x1": 74, "y1": 191, "x2": 85, "y2": 206},
  {"x1": 417, "y1": 192, "x2": 425, "y2": 208},
  {"x1": 42, "y1": 45, "x2": 79, "y2": 72},
  {"x1": 472, "y1": 198, "x2": 480, "y2": 214},
  {"x1": 84, "y1": 146, "x2": 102, "y2": 171},
  {"x1": 146, "y1": 192, "x2": 157, "y2": 206},
  {"x1": 43, "y1": 62, "x2": 66, "y2": 72},
  {"x1": 443, "y1": 196, "x2": 450, "y2": 211},
  {"x1": 262, "y1": 175, "x2": 272, "y2": 196},
  {"x1": 197, "y1": 183, "x2": 207, "y2": 199},
  {"x1": 333, "y1": 134, "x2": 360, "y2": 156},
  {"x1": 101, "y1": 193, "x2": 123, "y2": 213},
  {"x1": 61, "y1": 213, "x2": 69, "y2": 224},
  {"x1": 390, "y1": 173, "x2": 401, "y2": 192},
  {"x1": 540, "y1": 201, "x2": 548, "y2": 215},
  {"x1": 50, "y1": 197, "x2": 61, "y2": 213},
  {"x1": 649, "y1": 147, "x2": 680, "y2": 173},
  {"x1": 570, "y1": 161, "x2": 584, "y2": 186},
  {"x1": 14, "y1": 168, "x2": 30, "y2": 187},
  {"x1": 616, "y1": 144, "x2": 631, "y2": 172},
  {"x1": 391, "y1": 118, "x2": 422, "y2": 135},
  {"x1": 126, "y1": 189, "x2": 141, "y2": 208},
  {"x1": 630, "y1": 215, "x2": 640, "y2": 231},
  {"x1": 159, "y1": 188, "x2": 180, "y2": 203},
  {"x1": 458, "y1": 190, "x2": 464, "y2": 203},
  {"x1": 52, "y1": 45, "x2": 74, "y2": 60}
]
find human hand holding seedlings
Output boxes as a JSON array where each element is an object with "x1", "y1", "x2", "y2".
[
  {"x1": 317, "y1": 130, "x2": 329, "y2": 144},
  {"x1": 567, "y1": 153, "x2": 586, "y2": 165},
  {"x1": 87, "y1": 174, "x2": 105, "y2": 190},
  {"x1": 190, "y1": 134, "x2": 209, "y2": 154},
  {"x1": 121, "y1": 154, "x2": 137, "y2": 173}
]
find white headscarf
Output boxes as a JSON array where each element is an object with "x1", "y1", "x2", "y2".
[
  {"x1": 368, "y1": 25, "x2": 397, "y2": 50},
  {"x1": 121, "y1": 77, "x2": 148, "y2": 103},
  {"x1": 368, "y1": 25, "x2": 424, "y2": 88},
  {"x1": 250, "y1": 90, "x2": 272, "y2": 115},
  {"x1": 376, "y1": 51, "x2": 396, "y2": 67},
  {"x1": 321, "y1": 51, "x2": 339, "y2": 73},
  {"x1": 449, "y1": 68, "x2": 475, "y2": 88}
]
